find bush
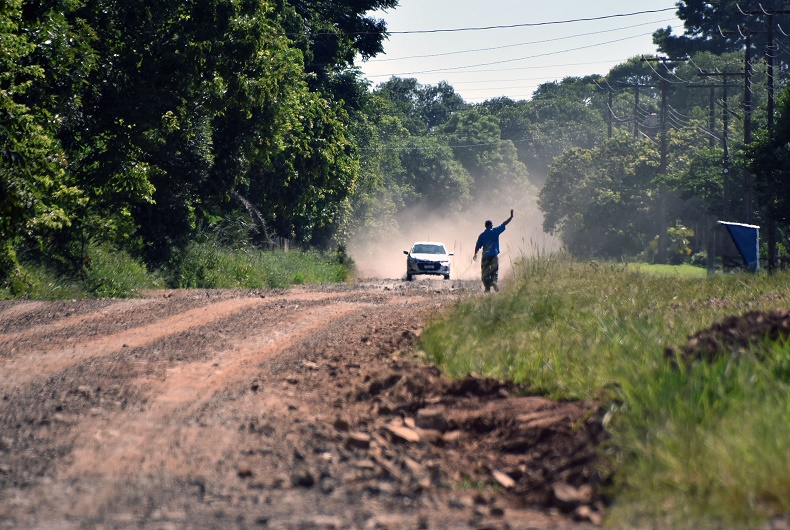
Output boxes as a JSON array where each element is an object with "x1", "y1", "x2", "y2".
[
  {"x1": 83, "y1": 244, "x2": 163, "y2": 297},
  {"x1": 168, "y1": 240, "x2": 350, "y2": 289},
  {"x1": 690, "y1": 251, "x2": 708, "y2": 267}
]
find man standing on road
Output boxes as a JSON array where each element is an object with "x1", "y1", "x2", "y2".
[{"x1": 473, "y1": 209, "x2": 513, "y2": 292}]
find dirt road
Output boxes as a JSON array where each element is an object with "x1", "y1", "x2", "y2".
[{"x1": 0, "y1": 280, "x2": 605, "y2": 529}]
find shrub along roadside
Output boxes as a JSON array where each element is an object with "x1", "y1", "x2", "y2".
[
  {"x1": 419, "y1": 254, "x2": 790, "y2": 528},
  {"x1": 0, "y1": 241, "x2": 352, "y2": 299},
  {"x1": 168, "y1": 240, "x2": 350, "y2": 289}
]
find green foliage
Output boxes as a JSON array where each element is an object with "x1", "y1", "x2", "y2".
[
  {"x1": 539, "y1": 135, "x2": 661, "y2": 258},
  {"x1": 2, "y1": 0, "x2": 384, "y2": 277},
  {"x1": 170, "y1": 240, "x2": 349, "y2": 289},
  {"x1": 83, "y1": 244, "x2": 163, "y2": 298},
  {"x1": 247, "y1": 86, "x2": 359, "y2": 246},
  {"x1": 0, "y1": 0, "x2": 85, "y2": 279},
  {"x1": 609, "y1": 340, "x2": 790, "y2": 528},
  {"x1": 653, "y1": 0, "x2": 789, "y2": 62},
  {"x1": 742, "y1": 84, "x2": 790, "y2": 231},
  {"x1": 648, "y1": 222, "x2": 695, "y2": 264},
  {"x1": 0, "y1": 261, "x2": 86, "y2": 300},
  {"x1": 0, "y1": 243, "x2": 161, "y2": 299},
  {"x1": 278, "y1": 0, "x2": 397, "y2": 93},
  {"x1": 441, "y1": 108, "x2": 531, "y2": 200},
  {"x1": 374, "y1": 78, "x2": 466, "y2": 134},
  {"x1": 421, "y1": 252, "x2": 790, "y2": 526},
  {"x1": 480, "y1": 82, "x2": 606, "y2": 186}
]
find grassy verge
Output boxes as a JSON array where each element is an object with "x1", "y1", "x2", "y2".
[
  {"x1": 169, "y1": 240, "x2": 350, "y2": 289},
  {"x1": 0, "y1": 244, "x2": 164, "y2": 299},
  {"x1": 420, "y1": 252, "x2": 790, "y2": 528},
  {"x1": 1, "y1": 241, "x2": 352, "y2": 299}
]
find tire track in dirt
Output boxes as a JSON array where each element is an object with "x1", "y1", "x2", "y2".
[
  {"x1": 0, "y1": 291, "x2": 350, "y2": 393},
  {"x1": 17, "y1": 298, "x2": 388, "y2": 525},
  {"x1": 0, "y1": 301, "x2": 47, "y2": 322},
  {"x1": 0, "y1": 298, "x2": 155, "y2": 340},
  {"x1": 65, "y1": 300, "x2": 367, "y2": 476},
  {"x1": 0, "y1": 285, "x2": 604, "y2": 529}
]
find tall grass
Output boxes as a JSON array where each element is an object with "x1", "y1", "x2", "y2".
[
  {"x1": 610, "y1": 339, "x2": 790, "y2": 528},
  {"x1": 170, "y1": 240, "x2": 349, "y2": 289},
  {"x1": 420, "y1": 252, "x2": 790, "y2": 527},
  {"x1": 1, "y1": 241, "x2": 351, "y2": 299},
  {"x1": 1, "y1": 244, "x2": 163, "y2": 299},
  {"x1": 84, "y1": 244, "x2": 165, "y2": 297}
]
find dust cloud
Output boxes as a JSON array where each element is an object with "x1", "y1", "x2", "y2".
[{"x1": 348, "y1": 199, "x2": 558, "y2": 281}]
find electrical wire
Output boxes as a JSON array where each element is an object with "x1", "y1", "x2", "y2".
[
  {"x1": 696, "y1": 127, "x2": 722, "y2": 142},
  {"x1": 365, "y1": 59, "x2": 626, "y2": 79},
  {"x1": 380, "y1": 8, "x2": 677, "y2": 35},
  {"x1": 642, "y1": 58, "x2": 687, "y2": 84},
  {"x1": 372, "y1": 18, "x2": 676, "y2": 62},
  {"x1": 371, "y1": 32, "x2": 655, "y2": 77},
  {"x1": 667, "y1": 104, "x2": 695, "y2": 120}
]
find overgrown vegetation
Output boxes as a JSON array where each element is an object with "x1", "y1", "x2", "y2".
[
  {"x1": 0, "y1": 242, "x2": 351, "y2": 299},
  {"x1": 3, "y1": 1, "x2": 789, "y2": 292},
  {"x1": 168, "y1": 241, "x2": 350, "y2": 289},
  {"x1": 420, "y1": 253, "x2": 790, "y2": 527}
]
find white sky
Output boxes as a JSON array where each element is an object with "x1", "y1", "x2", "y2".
[{"x1": 358, "y1": 0, "x2": 685, "y2": 102}]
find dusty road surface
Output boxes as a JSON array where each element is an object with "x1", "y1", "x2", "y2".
[{"x1": 0, "y1": 279, "x2": 606, "y2": 529}]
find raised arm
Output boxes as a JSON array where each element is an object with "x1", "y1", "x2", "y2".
[{"x1": 502, "y1": 209, "x2": 514, "y2": 226}]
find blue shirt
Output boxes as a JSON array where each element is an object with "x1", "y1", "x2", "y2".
[{"x1": 475, "y1": 224, "x2": 506, "y2": 258}]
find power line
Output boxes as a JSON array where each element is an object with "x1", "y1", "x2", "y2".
[
  {"x1": 455, "y1": 84, "x2": 540, "y2": 93},
  {"x1": 381, "y1": 8, "x2": 676, "y2": 34},
  {"x1": 366, "y1": 59, "x2": 626, "y2": 79},
  {"x1": 642, "y1": 57, "x2": 686, "y2": 84},
  {"x1": 372, "y1": 18, "x2": 676, "y2": 62},
  {"x1": 370, "y1": 32, "x2": 654, "y2": 77}
]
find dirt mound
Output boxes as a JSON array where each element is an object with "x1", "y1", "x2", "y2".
[
  {"x1": 343, "y1": 364, "x2": 608, "y2": 524},
  {"x1": 671, "y1": 309, "x2": 790, "y2": 363}
]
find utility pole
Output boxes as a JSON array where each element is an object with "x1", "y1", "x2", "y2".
[
  {"x1": 720, "y1": 24, "x2": 761, "y2": 224},
  {"x1": 616, "y1": 82, "x2": 659, "y2": 139},
  {"x1": 641, "y1": 55, "x2": 674, "y2": 264},
  {"x1": 737, "y1": 5, "x2": 790, "y2": 272},
  {"x1": 697, "y1": 70, "x2": 742, "y2": 219},
  {"x1": 687, "y1": 80, "x2": 730, "y2": 271},
  {"x1": 608, "y1": 86, "x2": 613, "y2": 139},
  {"x1": 742, "y1": 28, "x2": 755, "y2": 223},
  {"x1": 634, "y1": 85, "x2": 640, "y2": 139},
  {"x1": 595, "y1": 81, "x2": 615, "y2": 139}
]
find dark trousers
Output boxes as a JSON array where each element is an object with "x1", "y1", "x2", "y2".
[{"x1": 481, "y1": 256, "x2": 499, "y2": 291}]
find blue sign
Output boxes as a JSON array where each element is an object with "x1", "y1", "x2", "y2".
[{"x1": 719, "y1": 221, "x2": 760, "y2": 272}]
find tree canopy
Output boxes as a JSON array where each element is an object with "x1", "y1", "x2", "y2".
[
  {"x1": 3, "y1": 0, "x2": 790, "y2": 290},
  {"x1": 1, "y1": 0, "x2": 393, "y2": 284}
]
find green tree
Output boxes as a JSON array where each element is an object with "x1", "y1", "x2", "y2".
[
  {"x1": 440, "y1": 108, "x2": 531, "y2": 201},
  {"x1": 374, "y1": 77, "x2": 467, "y2": 134},
  {"x1": 0, "y1": 0, "x2": 85, "y2": 282},
  {"x1": 396, "y1": 136, "x2": 471, "y2": 210},
  {"x1": 653, "y1": 0, "x2": 789, "y2": 63},
  {"x1": 742, "y1": 83, "x2": 790, "y2": 258},
  {"x1": 539, "y1": 135, "x2": 661, "y2": 258},
  {"x1": 275, "y1": 0, "x2": 397, "y2": 103},
  {"x1": 481, "y1": 78, "x2": 606, "y2": 186},
  {"x1": 50, "y1": 0, "x2": 365, "y2": 260},
  {"x1": 247, "y1": 87, "x2": 358, "y2": 245}
]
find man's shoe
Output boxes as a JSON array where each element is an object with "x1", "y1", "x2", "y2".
[{"x1": 492, "y1": 283, "x2": 499, "y2": 292}]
